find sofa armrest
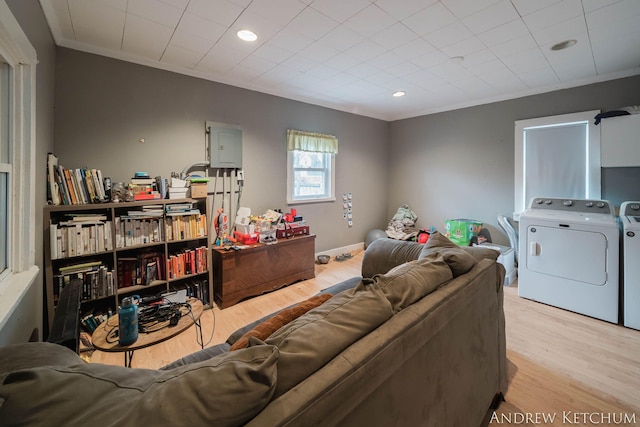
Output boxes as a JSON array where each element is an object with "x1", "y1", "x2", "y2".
[
  {"x1": 361, "y1": 238, "x2": 423, "y2": 278},
  {"x1": 47, "y1": 278, "x2": 82, "y2": 354}
]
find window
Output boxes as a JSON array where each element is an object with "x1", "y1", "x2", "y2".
[
  {"x1": 0, "y1": 59, "x2": 9, "y2": 275},
  {"x1": 0, "y1": 0, "x2": 38, "y2": 339},
  {"x1": 287, "y1": 129, "x2": 337, "y2": 204},
  {"x1": 514, "y1": 110, "x2": 601, "y2": 219}
]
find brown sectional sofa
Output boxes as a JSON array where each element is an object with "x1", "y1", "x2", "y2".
[{"x1": 0, "y1": 234, "x2": 506, "y2": 426}]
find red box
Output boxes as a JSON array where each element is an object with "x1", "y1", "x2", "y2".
[
  {"x1": 234, "y1": 231, "x2": 259, "y2": 245},
  {"x1": 277, "y1": 225, "x2": 309, "y2": 238}
]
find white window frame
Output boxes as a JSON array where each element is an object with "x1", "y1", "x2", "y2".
[
  {"x1": 0, "y1": 0, "x2": 39, "y2": 336},
  {"x1": 287, "y1": 150, "x2": 336, "y2": 204},
  {"x1": 514, "y1": 110, "x2": 601, "y2": 220}
]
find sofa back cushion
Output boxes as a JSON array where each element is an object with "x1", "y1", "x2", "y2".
[
  {"x1": 266, "y1": 285, "x2": 393, "y2": 398},
  {"x1": 230, "y1": 293, "x2": 333, "y2": 351},
  {"x1": 371, "y1": 253, "x2": 453, "y2": 313},
  {"x1": 419, "y1": 232, "x2": 477, "y2": 276},
  {"x1": 0, "y1": 343, "x2": 278, "y2": 427},
  {"x1": 361, "y1": 238, "x2": 423, "y2": 278}
]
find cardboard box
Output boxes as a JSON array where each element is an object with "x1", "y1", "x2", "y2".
[
  {"x1": 168, "y1": 187, "x2": 190, "y2": 199},
  {"x1": 190, "y1": 183, "x2": 207, "y2": 198},
  {"x1": 444, "y1": 219, "x2": 483, "y2": 246}
]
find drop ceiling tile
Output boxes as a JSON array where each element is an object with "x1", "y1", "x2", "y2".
[
  {"x1": 471, "y1": 58, "x2": 511, "y2": 76},
  {"x1": 518, "y1": 67, "x2": 560, "y2": 88},
  {"x1": 428, "y1": 62, "x2": 474, "y2": 82},
  {"x1": 375, "y1": 0, "x2": 437, "y2": 20},
  {"x1": 268, "y1": 28, "x2": 314, "y2": 52},
  {"x1": 346, "y1": 62, "x2": 382, "y2": 78},
  {"x1": 531, "y1": 15, "x2": 586, "y2": 46},
  {"x1": 541, "y1": 33, "x2": 597, "y2": 80},
  {"x1": 253, "y1": 66, "x2": 301, "y2": 87},
  {"x1": 176, "y1": 12, "x2": 228, "y2": 42},
  {"x1": 477, "y1": 18, "x2": 530, "y2": 47},
  {"x1": 247, "y1": 0, "x2": 307, "y2": 27},
  {"x1": 319, "y1": 26, "x2": 365, "y2": 52},
  {"x1": 393, "y1": 38, "x2": 436, "y2": 61},
  {"x1": 225, "y1": 64, "x2": 264, "y2": 82},
  {"x1": 370, "y1": 23, "x2": 419, "y2": 50},
  {"x1": 47, "y1": 1, "x2": 75, "y2": 40},
  {"x1": 459, "y1": 49, "x2": 498, "y2": 68},
  {"x1": 252, "y1": 43, "x2": 295, "y2": 64},
  {"x1": 500, "y1": 47, "x2": 549, "y2": 73},
  {"x1": 585, "y1": 0, "x2": 640, "y2": 30},
  {"x1": 591, "y1": 31, "x2": 640, "y2": 74},
  {"x1": 159, "y1": 0, "x2": 189, "y2": 8},
  {"x1": 490, "y1": 34, "x2": 537, "y2": 58},
  {"x1": 511, "y1": 0, "x2": 562, "y2": 17},
  {"x1": 280, "y1": 54, "x2": 317, "y2": 72},
  {"x1": 441, "y1": 0, "x2": 502, "y2": 20},
  {"x1": 73, "y1": 23, "x2": 123, "y2": 51},
  {"x1": 387, "y1": 60, "x2": 422, "y2": 77},
  {"x1": 343, "y1": 4, "x2": 396, "y2": 37},
  {"x1": 450, "y1": 76, "x2": 495, "y2": 97},
  {"x1": 402, "y1": 3, "x2": 456, "y2": 36},
  {"x1": 186, "y1": 0, "x2": 244, "y2": 27},
  {"x1": 239, "y1": 55, "x2": 277, "y2": 75},
  {"x1": 196, "y1": 44, "x2": 247, "y2": 73},
  {"x1": 298, "y1": 41, "x2": 340, "y2": 62},
  {"x1": 310, "y1": 0, "x2": 371, "y2": 23},
  {"x1": 522, "y1": 0, "x2": 583, "y2": 32},
  {"x1": 305, "y1": 63, "x2": 341, "y2": 79},
  {"x1": 68, "y1": 0, "x2": 126, "y2": 31},
  {"x1": 462, "y1": 0, "x2": 519, "y2": 35},
  {"x1": 365, "y1": 69, "x2": 397, "y2": 85},
  {"x1": 411, "y1": 49, "x2": 449, "y2": 69},
  {"x1": 581, "y1": 0, "x2": 619, "y2": 14},
  {"x1": 440, "y1": 36, "x2": 486, "y2": 57},
  {"x1": 366, "y1": 53, "x2": 403, "y2": 74},
  {"x1": 423, "y1": 22, "x2": 473, "y2": 49},
  {"x1": 127, "y1": 0, "x2": 183, "y2": 28},
  {"x1": 323, "y1": 51, "x2": 363, "y2": 71},
  {"x1": 343, "y1": 39, "x2": 387, "y2": 62},
  {"x1": 480, "y1": 69, "x2": 526, "y2": 92},
  {"x1": 286, "y1": 7, "x2": 339, "y2": 40},
  {"x1": 161, "y1": 44, "x2": 203, "y2": 68},
  {"x1": 169, "y1": 29, "x2": 216, "y2": 54},
  {"x1": 122, "y1": 14, "x2": 173, "y2": 60}
]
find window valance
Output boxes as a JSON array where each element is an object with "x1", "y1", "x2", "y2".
[{"x1": 287, "y1": 129, "x2": 338, "y2": 154}]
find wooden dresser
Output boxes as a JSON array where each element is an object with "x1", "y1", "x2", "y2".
[{"x1": 211, "y1": 234, "x2": 316, "y2": 308}]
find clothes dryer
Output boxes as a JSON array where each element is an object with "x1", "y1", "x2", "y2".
[
  {"x1": 621, "y1": 201, "x2": 640, "y2": 330},
  {"x1": 518, "y1": 198, "x2": 619, "y2": 323}
]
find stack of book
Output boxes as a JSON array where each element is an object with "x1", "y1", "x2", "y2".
[
  {"x1": 131, "y1": 172, "x2": 162, "y2": 201},
  {"x1": 50, "y1": 215, "x2": 113, "y2": 259},
  {"x1": 54, "y1": 261, "x2": 114, "y2": 304}
]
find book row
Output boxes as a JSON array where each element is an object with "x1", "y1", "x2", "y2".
[
  {"x1": 167, "y1": 246, "x2": 208, "y2": 279},
  {"x1": 50, "y1": 221, "x2": 114, "y2": 260},
  {"x1": 114, "y1": 213, "x2": 207, "y2": 248},
  {"x1": 50, "y1": 163, "x2": 108, "y2": 205},
  {"x1": 53, "y1": 266, "x2": 115, "y2": 305}
]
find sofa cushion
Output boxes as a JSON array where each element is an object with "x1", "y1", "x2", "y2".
[
  {"x1": 266, "y1": 285, "x2": 393, "y2": 398},
  {"x1": 160, "y1": 342, "x2": 231, "y2": 369},
  {"x1": 423, "y1": 231, "x2": 499, "y2": 263},
  {"x1": 361, "y1": 238, "x2": 424, "y2": 278},
  {"x1": 372, "y1": 253, "x2": 454, "y2": 313},
  {"x1": 0, "y1": 342, "x2": 278, "y2": 427},
  {"x1": 230, "y1": 294, "x2": 333, "y2": 351},
  {"x1": 0, "y1": 342, "x2": 82, "y2": 385},
  {"x1": 419, "y1": 232, "x2": 477, "y2": 277}
]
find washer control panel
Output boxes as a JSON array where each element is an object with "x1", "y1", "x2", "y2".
[
  {"x1": 621, "y1": 201, "x2": 640, "y2": 216},
  {"x1": 529, "y1": 198, "x2": 612, "y2": 214}
]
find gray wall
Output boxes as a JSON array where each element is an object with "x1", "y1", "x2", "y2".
[
  {"x1": 54, "y1": 48, "x2": 390, "y2": 253},
  {"x1": 389, "y1": 75, "x2": 640, "y2": 245},
  {"x1": 5, "y1": 0, "x2": 56, "y2": 342}
]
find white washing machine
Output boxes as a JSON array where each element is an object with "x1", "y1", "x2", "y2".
[
  {"x1": 518, "y1": 198, "x2": 619, "y2": 323},
  {"x1": 621, "y1": 201, "x2": 640, "y2": 330}
]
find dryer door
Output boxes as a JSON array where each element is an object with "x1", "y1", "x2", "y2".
[{"x1": 525, "y1": 225, "x2": 607, "y2": 285}]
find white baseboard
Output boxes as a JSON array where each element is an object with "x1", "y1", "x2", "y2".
[{"x1": 316, "y1": 242, "x2": 364, "y2": 258}]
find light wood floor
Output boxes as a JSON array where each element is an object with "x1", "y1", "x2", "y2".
[{"x1": 89, "y1": 250, "x2": 640, "y2": 425}]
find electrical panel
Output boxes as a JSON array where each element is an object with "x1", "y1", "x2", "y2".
[{"x1": 206, "y1": 121, "x2": 242, "y2": 168}]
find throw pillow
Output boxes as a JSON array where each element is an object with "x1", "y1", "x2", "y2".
[
  {"x1": 0, "y1": 343, "x2": 278, "y2": 427},
  {"x1": 373, "y1": 253, "x2": 454, "y2": 313},
  {"x1": 230, "y1": 293, "x2": 333, "y2": 351},
  {"x1": 266, "y1": 285, "x2": 393, "y2": 398},
  {"x1": 419, "y1": 232, "x2": 477, "y2": 277}
]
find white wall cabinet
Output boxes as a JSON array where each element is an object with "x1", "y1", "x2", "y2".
[{"x1": 601, "y1": 114, "x2": 640, "y2": 167}]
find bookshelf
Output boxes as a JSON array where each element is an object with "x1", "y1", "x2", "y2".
[{"x1": 43, "y1": 198, "x2": 211, "y2": 334}]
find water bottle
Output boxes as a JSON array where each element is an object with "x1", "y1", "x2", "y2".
[{"x1": 118, "y1": 295, "x2": 140, "y2": 346}]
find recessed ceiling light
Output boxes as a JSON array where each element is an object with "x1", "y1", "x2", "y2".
[
  {"x1": 237, "y1": 29, "x2": 258, "y2": 42},
  {"x1": 550, "y1": 39, "x2": 577, "y2": 51},
  {"x1": 392, "y1": 91, "x2": 406, "y2": 97}
]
